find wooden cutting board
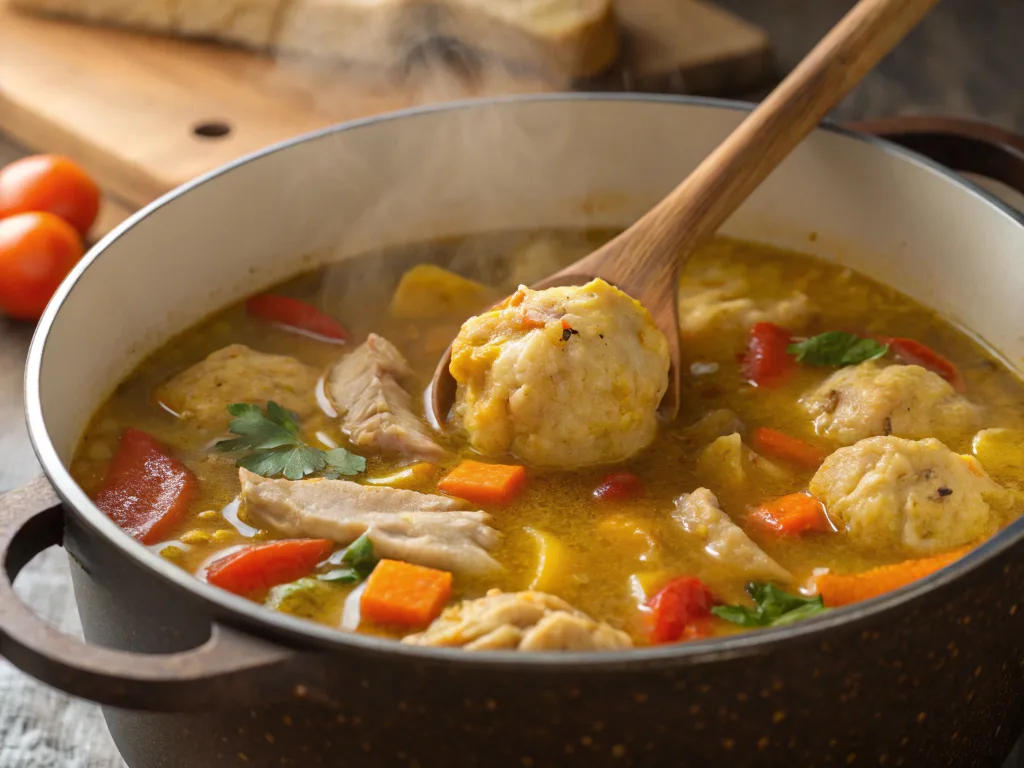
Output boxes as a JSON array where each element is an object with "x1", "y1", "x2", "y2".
[{"x1": 0, "y1": 0, "x2": 771, "y2": 234}]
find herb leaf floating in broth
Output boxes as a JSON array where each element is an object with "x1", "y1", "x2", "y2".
[
  {"x1": 712, "y1": 583, "x2": 827, "y2": 628},
  {"x1": 787, "y1": 332, "x2": 888, "y2": 367},
  {"x1": 216, "y1": 401, "x2": 366, "y2": 481},
  {"x1": 319, "y1": 533, "x2": 379, "y2": 584}
]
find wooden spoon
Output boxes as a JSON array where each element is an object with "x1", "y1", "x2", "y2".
[{"x1": 429, "y1": 0, "x2": 941, "y2": 425}]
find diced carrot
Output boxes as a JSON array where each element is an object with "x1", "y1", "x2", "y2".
[
  {"x1": 751, "y1": 427, "x2": 827, "y2": 469},
  {"x1": 749, "y1": 492, "x2": 830, "y2": 536},
  {"x1": 438, "y1": 460, "x2": 526, "y2": 505},
  {"x1": 885, "y1": 337, "x2": 965, "y2": 392},
  {"x1": 815, "y1": 547, "x2": 971, "y2": 607},
  {"x1": 360, "y1": 559, "x2": 453, "y2": 626},
  {"x1": 206, "y1": 539, "x2": 334, "y2": 596},
  {"x1": 94, "y1": 428, "x2": 196, "y2": 544},
  {"x1": 743, "y1": 322, "x2": 796, "y2": 388},
  {"x1": 246, "y1": 294, "x2": 349, "y2": 342}
]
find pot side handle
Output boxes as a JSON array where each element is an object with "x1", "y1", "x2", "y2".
[
  {"x1": 0, "y1": 476, "x2": 297, "y2": 712},
  {"x1": 847, "y1": 115, "x2": 1024, "y2": 196}
]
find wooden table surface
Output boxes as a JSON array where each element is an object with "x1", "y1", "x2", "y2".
[{"x1": 0, "y1": 0, "x2": 1021, "y2": 765}]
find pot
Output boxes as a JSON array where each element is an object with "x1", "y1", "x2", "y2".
[{"x1": 2, "y1": 96, "x2": 1024, "y2": 768}]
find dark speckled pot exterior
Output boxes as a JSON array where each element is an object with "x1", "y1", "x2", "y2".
[{"x1": 65, "y1": 510, "x2": 1024, "y2": 768}]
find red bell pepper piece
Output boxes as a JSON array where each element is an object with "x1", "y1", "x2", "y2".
[
  {"x1": 884, "y1": 337, "x2": 965, "y2": 392},
  {"x1": 646, "y1": 576, "x2": 716, "y2": 644},
  {"x1": 751, "y1": 427, "x2": 827, "y2": 469},
  {"x1": 94, "y1": 428, "x2": 197, "y2": 544},
  {"x1": 743, "y1": 322, "x2": 795, "y2": 388},
  {"x1": 245, "y1": 294, "x2": 349, "y2": 342},
  {"x1": 749, "y1": 492, "x2": 830, "y2": 536},
  {"x1": 205, "y1": 539, "x2": 335, "y2": 596},
  {"x1": 593, "y1": 471, "x2": 645, "y2": 502}
]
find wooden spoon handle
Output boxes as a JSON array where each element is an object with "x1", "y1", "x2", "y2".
[{"x1": 589, "y1": 0, "x2": 942, "y2": 293}]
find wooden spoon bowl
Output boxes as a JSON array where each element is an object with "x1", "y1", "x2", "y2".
[{"x1": 429, "y1": 0, "x2": 943, "y2": 427}]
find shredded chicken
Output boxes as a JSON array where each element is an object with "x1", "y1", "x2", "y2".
[
  {"x1": 673, "y1": 487, "x2": 791, "y2": 583},
  {"x1": 327, "y1": 333, "x2": 446, "y2": 462},
  {"x1": 402, "y1": 589, "x2": 633, "y2": 651},
  {"x1": 239, "y1": 469, "x2": 500, "y2": 574}
]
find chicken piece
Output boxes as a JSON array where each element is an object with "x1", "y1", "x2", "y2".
[
  {"x1": 239, "y1": 469, "x2": 500, "y2": 574},
  {"x1": 800, "y1": 362, "x2": 980, "y2": 446},
  {"x1": 809, "y1": 436, "x2": 1010, "y2": 554},
  {"x1": 402, "y1": 589, "x2": 633, "y2": 651},
  {"x1": 672, "y1": 488, "x2": 792, "y2": 583},
  {"x1": 451, "y1": 278, "x2": 669, "y2": 468},
  {"x1": 155, "y1": 344, "x2": 319, "y2": 429},
  {"x1": 327, "y1": 334, "x2": 446, "y2": 462},
  {"x1": 677, "y1": 264, "x2": 811, "y2": 339}
]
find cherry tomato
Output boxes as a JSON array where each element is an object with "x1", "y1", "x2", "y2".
[
  {"x1": 593, "y1": 471, "x2": 645, "y2": 501},
  {"x1": 0, "y1": 155, "x2": 100, "y2": 236},
  {"x1": 0, "y1": 212, "x2": 84, "y2": 320},
  {"x1": 743, "y1": 322, "x2": 795, "y2": 388},
  {"x1": 647, "y1": 576, "x2": 715, "y2": 644}
]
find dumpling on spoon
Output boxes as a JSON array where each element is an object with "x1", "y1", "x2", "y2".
[{"x1": 449, "y1": 278, "x2": 670, "y2": 468}]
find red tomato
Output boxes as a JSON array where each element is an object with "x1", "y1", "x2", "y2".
[
  {"x1": 245, "y1": 294, "x2": 349, "y2": 342},
  {"x1": 647, "y1": 576, "x2": 715, "y2": 644},
  {"x1": 93, "y1": 429, "x2": 197, "y2": 544},
  {"x1": 743, "y1": 322, "x2": 795, "y2": 388},
  {"x1": 885, "y1": 337, "x2": 965, "y2": 392},
  {"x1": 593, "y1": 471, "x2": 645, "y2": 501},
  {"x1": 206, "y1": 539, "x2": 335, "y2": 596},
  {"x1": 0, "y1": 155, "x2": 100, "y2": 235},
  {"x1": 0, "y1": 212, "x2": 84, "y2": 320}
]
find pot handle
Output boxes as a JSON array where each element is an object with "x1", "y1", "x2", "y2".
[
  {"x1": 0, "y1": 476, "x2": 298, "y2": 712},
  {"x1": 847, "y1": 115, "x2": 1024, "y2": 196}
]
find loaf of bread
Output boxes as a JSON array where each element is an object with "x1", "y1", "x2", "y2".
[{"x1": 10, "y1": 0, "x2": 620, "y2": 77}]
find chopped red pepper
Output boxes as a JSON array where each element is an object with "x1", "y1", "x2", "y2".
[
  {"x1": 205, "y1": 539, "x2": 335, "y2": 596},
  {"x1": 884, "y1": 337, "x2": 965, "y2": 392},
  {"x1": 646, "y1": 576, "x2": 715, "y2": 644},
  {"x1": 94, "y1": 428, "x2": 196, "y2": 544},
  {"x1": 593, "y1": 472, "x2": 645, "y2": 502},
  {"x1": 749, "y1": 492, "x2": 830, "y2": 536},
  {"x1": 751, "y1": 427, "x2": 827, "y2": 469},
  {"x1": 245, "y1": 294, "x2": 349, "y2": 342},
  {"x1": 743, "y1": 322, "x2": 796, "y2": 388}
]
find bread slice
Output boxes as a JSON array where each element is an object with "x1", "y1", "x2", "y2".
[
  {"x1": 11, "y1": 0, "x2": 619, "y2": 78},
  {"x1": 275, "y1": 0, "x2": 620, "y2": 78}
]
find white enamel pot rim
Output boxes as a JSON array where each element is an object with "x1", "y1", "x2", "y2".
[{"x1": 22, "y1": 93, "x2": 1024, "y2": 668}]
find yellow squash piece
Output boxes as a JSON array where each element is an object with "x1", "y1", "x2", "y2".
[
  {"x1": 389, "y1": 264, "x2": 496, "y2": 320},
  {"x1": 364, "y1": 463, "x2": 438, "y2": 490},
  {"x1": 523, "y1": 526, "x2": 570, "y2": 593},
  {"x1": 973, "y1": 428, "x2": 1024, "y2": 487},
  {"x1": 597, "y1": 515, "x2": 657, "y2": 561},
  {"x1": 627, "y1": 570, "x2": 675, "y2": 604}
]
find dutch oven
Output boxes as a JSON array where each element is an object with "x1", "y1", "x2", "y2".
[{"x1": 1, "y1": 96, "x2": 1024, "y2": 768}]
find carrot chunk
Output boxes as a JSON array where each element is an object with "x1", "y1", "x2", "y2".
[
  {"x1": 816, "y1": 547, "x2": 971, "y2": 607},
  {"x1": 245, "y1": 294, "x2": 349, "y2": 342},
  {"x1": 751, "y1": 427, "x2": 827, "y2": 469},
  {"x1": 94, "y1": 428, "x2": 196, "y2": 544},
  {"x1": 749, "y1": 492, "x2": 830, "y2": 536},
  {"x1": 206, "y1": 539, "x2": 334, "y2": 596},
  {"x1": 885, "y1": 337, "x2": 965, "y2": 392},
  {"x1": 360, "y1": 559, "x2": 453, "y2": 627},
  {"x1": 438, "y1": 460, "x2": 526, "y2": 505}
]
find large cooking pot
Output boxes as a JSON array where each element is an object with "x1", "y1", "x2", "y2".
[{"x1": 2, "y1": 96, "x2": 1024, "y2": 768}]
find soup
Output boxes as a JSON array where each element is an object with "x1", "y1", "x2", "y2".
[{"x1": 70, "y1": 230, "x2": 1024, "y2": 650}]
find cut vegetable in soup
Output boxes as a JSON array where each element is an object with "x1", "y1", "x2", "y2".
[{"x1": 71, "y1": 230, "x2": 1024, "y2": 650}]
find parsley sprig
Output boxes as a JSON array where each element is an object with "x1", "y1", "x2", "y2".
[
  {"x1": 215, "y1": 402, "x2": 366, "y2": 481},
  {"x1": 711, "y1": 583, "x2": 827, "y2": 628},
  {"x1": 787, "y1": 331, "x2": 888, "y2": 367}
]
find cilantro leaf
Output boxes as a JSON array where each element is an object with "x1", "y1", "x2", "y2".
[
  {"x1": 711, "y1": 583, "x2": 826, "y2": 628},
  {"x1": 787, "y1": 332, "x2": 888, "y2": 367},
  {"x1": 323, "y1": 447, "x2": 367, "y2": 478},
  {"x1": 217, "y1": 402, "x2": 365, "y2": 481}
]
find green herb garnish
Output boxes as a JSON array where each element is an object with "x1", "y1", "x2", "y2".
[
  {"x1": 711, "y1": 583, "x2": 827, "y2": 628},
  {"x1": 318, "y1": 533, "x2": 378, "y2": 584},
  {"x1": 216, "y1": 401, "x2": 366, "y2": 481},
  {"x1": 787, "y1": 332, "x2": 888, "y2": 367}
]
